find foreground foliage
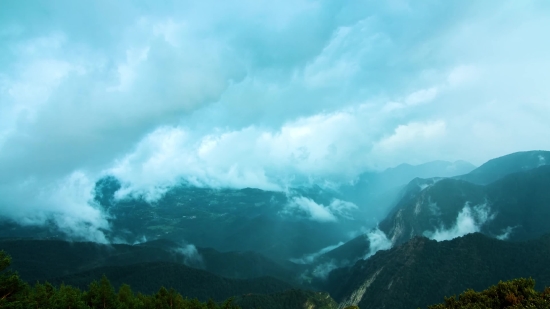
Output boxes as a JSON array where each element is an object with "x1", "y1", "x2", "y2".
[
  {"x1": 428, "y1": 278, "x2": 550, "y2": 309},
  {"x1": 232, "y1": 289, "x2": 337, "y2": 309},
  {"x1": 0, "y1": 250, "x2": 239, "y2": 309}
]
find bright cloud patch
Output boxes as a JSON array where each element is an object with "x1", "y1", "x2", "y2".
[
  {"x1": 496, "y1": 226, "x2": 516, "y2": 241},
  {"x1": 290, "y1": 241, "x2": 345, "y2": 264},
  {"x1": 1, "y1": 1, "x2": 550, "y2": 241},
  {"x1": 0, "y1": 172, "x2": 110, "y2": 243},
  {"x1": 424, "y1": 202, "x2": 495, "y2": 241},
  {"x1": 364, "y1": 228, "x2": 393, "y2": 259},
  {"x1": 283, "y1": 197, "x2": 357, "y2": 222},
  {"x1": 174, "y1": 243, "x2": 204, "y2": 268}
]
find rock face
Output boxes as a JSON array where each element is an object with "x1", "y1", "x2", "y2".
[{"x1": 326, "y1": 233, "x2": 550, "y2": 309}]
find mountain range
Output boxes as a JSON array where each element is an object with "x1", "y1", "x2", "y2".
[{"x1": 1, "y1": 150, "x2": 550, "y2": 309}]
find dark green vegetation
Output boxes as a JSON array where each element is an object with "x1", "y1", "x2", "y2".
[
  {"x1": 0, "y1": 238, "x2": 303, "y2": 300},
  {"x1": 1, "y1": 249, "x2": 240, "y2": 308},
  {"x1": 49, "y1": 262, "x2": 292, "y2": 301},
  {"x1": 428, "y1": 278, "x2": 550, "y2": 309},
  {"x1": 233, "y1": 289, "x2": 337, "y2": 309},
  {"x1": 0, "y1": 250, "x2": 339, "y2": 309},
  {"x1": 326, "y1": 233, "x2": 550, "y2": 309}
]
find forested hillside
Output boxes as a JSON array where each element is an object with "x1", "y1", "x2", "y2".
[
  {"x1": 0, "y1": 250, "x2": 238, "y2": 309},
  {"x1": 326, "y1": 233, "x2": 550, "y2": 309}
]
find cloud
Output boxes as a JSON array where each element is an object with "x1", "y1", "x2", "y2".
[
  {"x1": 538, "y1": 155, "x2": 547, "y2": 167},
  {"x1": 174, "y1": 243, "x2": 204, "y2": 268},
  {"x1": 311, "y1": 261, "x2": 339, "y2": 280},
  {"x1": 0, "y1": 171, "x2": 109, "y2": 243},
  {"x1": 424, "y1": 202, "x2": 495, "y2": 241},
  {"x1": 496, "y1": 226, "x2": 516, "y2": 241},
  {"x1": 364, "y1": 228, "x2": 393, "y2": 259},
  {"x1": 282, "y1": 197, "x2": 358, "y2": 223},
  {"x1": 1, "y1": 1, "x2": 550, "y2": 240},
  {"x1": 447, "y1": 65, "x2": 479, "y2": 87},
  {"x1": 290, "y1": 241, "x2": 345, "y2": 264},
  {"x1": 283, "y1": 197, "x2": 337, "y2": 222}
]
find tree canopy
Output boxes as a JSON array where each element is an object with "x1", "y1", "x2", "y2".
[
  {"x1": 428, "y1": 278, "x2": 550, "y2": 309},
  {"x1": 0, "y1": 250, "x2": 240, "y2": 309}
]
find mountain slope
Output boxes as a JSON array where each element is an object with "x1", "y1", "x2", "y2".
[
  {"x1": 455, "y1": 150, "x2": 550, "y2": 185},
  {"x1": 379, "y1": 164, "x2": 550, "y2": 245},
  {"x1": 327, "y1": 233, "x2": 550, "y2": 309},
  {"x1": 0, "y1": 238, "x2": 300, "y2": 284},
  {"x1": 48, "y1": 262, "x2": 293, "y2": 301},
  {"x1": 94, "y1": 182, "x2": 365, "y2": 261},
  {"x1": 339, "y1": 160, "x2": 476, "y2": 221}
]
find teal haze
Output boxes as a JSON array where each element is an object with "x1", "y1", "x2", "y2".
[{"x1": 0, "y1": 1, "x2": 549, "y2": 241}]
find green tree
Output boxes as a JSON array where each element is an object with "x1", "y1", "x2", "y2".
[
  {"x1": 0, "y1": 251, "x2": 27, "y2": 307},
  {"x1": 154, "y1": 286, "x2": 188, "y2": 309},
  {"x1": 29, "y1": 282, "x2": 57, "y2": 308},
  {"x1": 50, "y1": 283, "x2": 87, "y2": 309},
  {"x1": 117, "y1": 283, "x2": 144, "y2": 309},
  {"x1": 85, "y1": 275, "x2": 119, "y2": 309},
  {"x1": 428, "y1": 278, "x2": 550, "y2": 309}
]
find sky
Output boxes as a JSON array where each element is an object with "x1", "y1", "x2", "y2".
[{"x1": 1, "y1": 0, "x2": 550, "y2": 242}]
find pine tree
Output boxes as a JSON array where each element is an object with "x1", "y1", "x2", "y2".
[
  {"x1": 85, "y1": 275, "x2": 119, "y2": 309},
  {"x1": 0, "y1": 251, "x2": 27, "y2": 307}
]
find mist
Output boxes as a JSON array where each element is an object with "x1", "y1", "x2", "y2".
[
  {"x1": 174, "y1": 243, "x2": 204, "y2": 269},
  {"x1": 424, "y1": 202, "x2": 494, "y2": 242},
  {"x1": 1, "y1": 0, "x2": 550, "y2": 240}
]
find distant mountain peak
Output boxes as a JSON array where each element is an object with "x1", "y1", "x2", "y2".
[{"x1": 456, "y1": 150, "x2": 550, "y2": 185}]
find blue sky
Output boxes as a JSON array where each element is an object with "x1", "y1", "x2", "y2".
[{"x1": 1, "y1": 0, "x2": 549, "y2": 241}]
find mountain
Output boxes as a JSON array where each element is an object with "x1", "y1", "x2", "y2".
[
  {"x1": 0, "y1": 159, "x2": 477, "y2": 264},
  {"x1": 0, "y1": 238, "x2": 301, "y2": 285},
  {"x1": 358, "y1": 160, "x2": 476, "y2": 192},
  {"x1": 325, "y1": 233, "x2": 550, "y2": 309},
  {"x1": 379, "y1": 164, "x2": 550, "y2": 245},
  {"x1": 339, "y1": 160, "x2": 476, "y2": 222},
  {"x1": 93, "y1": 181, "x2": 365, "y2": 261},
  {"x1": 455, "y1": 150, "x2": 550, "y2": 185},
  {"x1": 304, "y1": 152, "x2": 550, "y2": 300},
  {"x1": 48, "y1": 262, "x2": 293, "y2": 301}
]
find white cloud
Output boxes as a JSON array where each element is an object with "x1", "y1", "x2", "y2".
[
  {"x1": 283, "y1": 197, "x2": 338, "y2": 222},
  {"x1": 496, "y1": 226, "x2": 516, "y2": 241},
  {"x1": 364, "y1": 228, "x2": 392, "y2": 259},
  {"x1": 447, "y1": 65, "x2": 479, "y2": 87},
  {"x1": 405, "y1": 87, "x2": 439, "y2": 106},
  {"x1": 0, "y1": 171, "x2": 109, "y2": 243},
  {"x1": 311, "y1": 261, "x2": 339, "y2": 280},
  {"x1": 374, "y1": 121, "x2": 447, "y2": 152},
  {"x1": 1, "y1": 1, "x2": 550, "y2": 240},
  {"x1": 290, "y1": 241, "x2": 345, "y2": 264},
  {"x1": 174, "y1": 243, "x2": 204, "y2": 268},
  {"x1": 424, "y1": 202, "x2": 495, "y2": 242}
]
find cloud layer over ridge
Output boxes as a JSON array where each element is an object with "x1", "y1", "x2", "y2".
[{"x1": 1, "y1": 0, "x2": 550, "y2": 240}]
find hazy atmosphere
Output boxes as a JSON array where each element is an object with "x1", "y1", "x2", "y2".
[{"x1": 1, "y1": 1, "x2": 550, "y2": 242}]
